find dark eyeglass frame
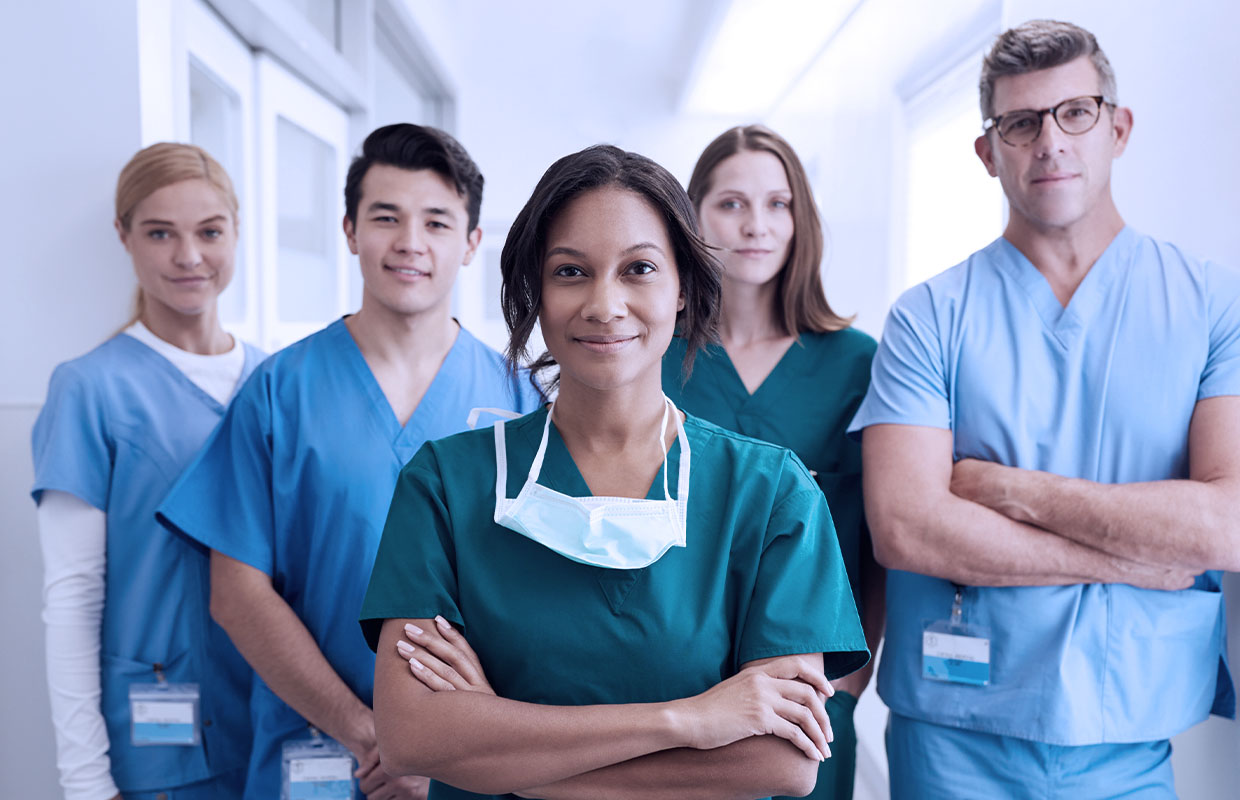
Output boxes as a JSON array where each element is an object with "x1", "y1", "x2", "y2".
[{"x1": 983, "y1": 95, "x2": 1115, "y2": 146}]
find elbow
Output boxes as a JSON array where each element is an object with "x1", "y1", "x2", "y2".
[
  {"x1": 868, "y1": 511, "x2": 919, "y2": 573},
  {"x1": 777, "y1": 757, "x2": 819, "y2": 798}
]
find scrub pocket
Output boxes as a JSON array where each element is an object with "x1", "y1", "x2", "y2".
[{"x1": 102, "y1": 650, "x2": 211, "y2": 792}]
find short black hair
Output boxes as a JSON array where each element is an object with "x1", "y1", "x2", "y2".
[
  {"x1": 501, "y1": 144, "x2": 721, "y2": 384},
  {"x1": 344, "y1": 123, "x2": 484, "y2": 230}
]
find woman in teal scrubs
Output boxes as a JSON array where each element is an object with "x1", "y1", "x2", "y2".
[
  {"x1": 663, "y1": 125, "x2": 886, "y2": 800},
  {"x1": 360, "y1": 144, "x2": 868, "y2": 800}
]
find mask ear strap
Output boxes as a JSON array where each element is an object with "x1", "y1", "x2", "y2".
[
  {"x1": 527, "y1": 403, "x2": 556, "y2": 483},
  {"x1": 658, "y1": 397, "x2": 672, "y2": 500},
  {"x1": 671, "y1": 401, "x2": 690, "y2": 526},
  {"x1": 493, "y1": 420, "x2": 509, "y2": 522}
]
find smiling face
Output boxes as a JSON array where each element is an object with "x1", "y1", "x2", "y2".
[
  {"x1": 117, "y1": 178, "x2": 237, "y2": 318},
  {"x1": 539, "y1": 186, "x2": 684, "y2": 393},
  {"x1": 343, "y1": 164, "x2": 481, "y2": 318},
  {"x1": 975, "y1": 56, "x2": 1132, "y2": 236},
  {"x1": 696, "y1": 149, "x2": 794, "y2": 289}
]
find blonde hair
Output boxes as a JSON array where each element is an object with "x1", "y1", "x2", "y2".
[
  {"x1": 687, "y1": 125, "x2": 852, "y2": 337},
  {"x1": 115, "y1": 142, "x2": 239, "y2": 324}
]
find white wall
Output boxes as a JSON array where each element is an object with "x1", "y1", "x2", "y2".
[{"x1": 0, "y1": 1, "x2": 145, "y2": 796}]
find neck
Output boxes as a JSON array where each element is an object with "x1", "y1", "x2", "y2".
[
  {"x1": 140, "y1": 301, "x2": 232, "y2": 355},
  {"x1": 718, "y1": 276, "x2": 784, "y2": 345},
  {"x1": 1004, "y1": 198, "x2": 1126, "y2": 296},
  {"x1": 552, "y1": 368, "x2": 669, "y2": 455},
  {"x1": 345, "y1": 294, "x2": 458, "y2": 369}
]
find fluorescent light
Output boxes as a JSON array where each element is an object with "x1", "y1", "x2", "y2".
[{"x1": 682, "y1": 0, "x2": 859, "y2": 116}]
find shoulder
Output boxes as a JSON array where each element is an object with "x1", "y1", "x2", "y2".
[
  {"x1": 801, "y1": 327, "x2": 877, "y2": 365},
  {"x1": 45, "y1": 334, "x2": 146, "y2": 397},
  {"x1": 1126, "y1": 228, "x2": 1238, "y2": 289},
  {"x1": 685, "y1": 414, "x2": 816, "y2": 494}
]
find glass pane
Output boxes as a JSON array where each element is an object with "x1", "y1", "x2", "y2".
[
  {"x1": 284, "y1": 0, "x2": 339, "y2": 50},
  {"x1": 277, "y1": 116, "x2": 337, "y2": 323},
  {"x1": 371, "y1": 43, "x2": 429, "y2": 128},
  {"x1": 189, "y1": 58, "x2": 246, "y2": 324}
]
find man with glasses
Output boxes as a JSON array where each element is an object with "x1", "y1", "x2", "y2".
[{"x1": 850, "y1": 19, "x2": 1238, "y2": 798}]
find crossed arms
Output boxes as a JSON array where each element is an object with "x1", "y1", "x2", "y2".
[{"x1": 862, "y1": 395, "x2": 1240, "y2": 587}]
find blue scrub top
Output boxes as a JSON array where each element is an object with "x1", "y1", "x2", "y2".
[
  {"x1": 31, "y1": 332, "x2": 264, "y2": 793},
  {"x1": 156, "y1": 318, "x2": 543, "y2": 800},
  {"x1": 360, "y1": 408, "x2": 869, "y2": 800},
  {"x1": 849, "y1": 227, "x2": 1239, "y2": 745}
]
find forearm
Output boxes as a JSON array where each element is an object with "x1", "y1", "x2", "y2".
[
  {"x1": 376, "y1": 680, "x2": 681, "y2": 794},
  {"x1": 38, "y1": 492, "x2": 120, "y2": 800},
  {"x1": 209, "y1": 553, "x2": 371, "y2": 751},
  {"x1": 985, "y1": 468, "x2": 1240, "y2": 572},
  {"x1": 518, "y1": 735, "x2": 818, "y2": 800}
]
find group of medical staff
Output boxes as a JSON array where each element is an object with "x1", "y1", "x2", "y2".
[{"x1": 29, "y1": 18, "x2": 1237, "y2": 800}]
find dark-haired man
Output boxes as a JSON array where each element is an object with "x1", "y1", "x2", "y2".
[
  {"x1": 158, "y1": 124, "x2": 543, "y2": 800},
  {"x1": 850, "y1": 19, "x2": 1239, "y2": 799}
]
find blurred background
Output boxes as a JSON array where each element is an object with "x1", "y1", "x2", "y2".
[{"x1": 2, "y1": 0, "x2": 1237, "y2": 796}]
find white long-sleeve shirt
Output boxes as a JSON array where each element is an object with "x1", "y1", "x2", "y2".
[{"x1": 38, "y1": 323, "x2": 245, "y2": 799}]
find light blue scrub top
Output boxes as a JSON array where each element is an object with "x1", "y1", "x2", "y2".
[
  {"x1": 849, "y1": 227, "x2": 1238, "y2": 745},
  {"x1": 156, "y1": 319, "x2": 544, "y2": 800},
  {"x1": 360, "y1": 408, "x2": 869, "y2": 800},
  {"x1": 31, "y1": 333, "x2": 264, "y2": 793}
]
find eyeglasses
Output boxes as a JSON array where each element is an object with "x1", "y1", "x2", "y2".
[{"x1": 983, "y1": 95, "x2": 1114, "y2": 146}]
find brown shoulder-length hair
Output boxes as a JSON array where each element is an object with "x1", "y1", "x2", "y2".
[
  {"x1": 115, "y1": 142, "x2": 239, "y2": 326},
  {"x1": 501, "y1": 144, "x2": 722, "y2": 386},
  {"x1": 687, "y1": 124, "x2": 851, "y2": 336}
]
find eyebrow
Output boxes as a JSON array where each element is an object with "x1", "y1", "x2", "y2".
[
  {"x1": 544, "y1": 242, "x2": 666, "y2": 260},
  {"x1": 138, "y1": 215, "x2": 228, "y2": 226},
  {"x1": 365, "y1": 202, "x2": 455, "y2": 217}
]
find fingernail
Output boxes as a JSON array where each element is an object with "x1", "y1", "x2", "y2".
[
  {"x1": 434, "y1": 615, "x2": 450, "y2": 630},
  {"x1": 410, "y1": 658, "x2": 424, "y2": 671},
  {"x1": 405, "y1": 623, "x2": 424, "y2": 636},
  {"x1": 823, "y1": 745, "x2": 832, "y2": 760},
  {"x1": 396, "y1": 641, "x2": 414, "y2": 656}
]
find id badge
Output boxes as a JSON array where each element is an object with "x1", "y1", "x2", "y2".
[
  {"x1": 129, "y1": 682, "x2": 200, "y2": 746},
  {"x1": 282, "y1": 733, "x2": 355, "y2": 800},
  {"x1": 922, "y1": 620, "x2": 991, "y2": 686}
]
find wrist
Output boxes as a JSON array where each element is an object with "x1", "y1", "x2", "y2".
[
  {"x1": 337, "y1": 707, "x2": 376, "y2": 757},
  {"x1": 660, "y1": 698, "x2": 699, "y2": 749}
]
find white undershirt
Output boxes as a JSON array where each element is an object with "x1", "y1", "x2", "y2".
[{"x1": 40, "y1": 328, "x2": 247, "y2": 799}]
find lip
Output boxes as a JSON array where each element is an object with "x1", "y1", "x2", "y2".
[
  {"x1": 575, "y1": 334, "x2": 638, "y2": 354},
  {"x1": 1030, "y1": 173, "x2": 1079, "y2": 184},
  {"x1": 731, "y1": 248, "x2": 774, "y2": 257},
  {"x1": 385, "y1": 264, "x2": 430, "y2": 280},
  {"x1": 167, "y1": 276, "x2": 210, "y2": 284}
]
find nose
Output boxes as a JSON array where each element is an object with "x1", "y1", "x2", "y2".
[
  {"x1": 581, "y1": 275, "x2": 627, "y2": 323},
  {"x1": 1031, "y1": 109, "x2": 1069, "y2": 155},
  {"x1": 394, "y1": 221, "x2": 427, "y2": 254},
  {"x1": 740, "y1": 206, "x2": 767, "y2": 239},
  {"x1": 173, "y1": 237, "x2": 202, "y2": 269}
]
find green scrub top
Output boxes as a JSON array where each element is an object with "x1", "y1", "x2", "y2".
[
  {"x1": 663, "y1": 329, "x2": 876, "y2": 614},
  {"x1": 360, "y1": 407, "x2": 868, "y2": 800}
]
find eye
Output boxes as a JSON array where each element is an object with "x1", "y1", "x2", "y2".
[
  {"x1": 771, "y1": 199, "x2": 790, "y2": 210},
  {"x1": 627, "y1": 261, "x2": 657, "y2": 276},
  {"x1": 719, "y1": 199, "x2": 742, "y2": 210},
  {"x1": 201, "y1": 228, "x2": 223, "y2": 240},
  {"x1": 1005, "y1": 115, "x2": 1036, "y2": 131},
  {"x1": 147, "y1": 229, "x2": 170, "y2": 240},
  {"x1": 553, "y1": 264, "x2": 585, "y2": 278},
  {"x1": 372, "y1": 215, "x2": 398, "y2": 224},
  {"x1": 428, "y1": 220, "x2": 450, "y2": 230}
]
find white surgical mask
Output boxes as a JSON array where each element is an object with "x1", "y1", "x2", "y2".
[{"x1": 493, "y1": 397, "x2": 690, "y2": 569}]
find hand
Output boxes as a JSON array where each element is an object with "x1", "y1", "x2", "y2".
[
  {"x1": 396, "y1": 616, "x2": 495, "y2": 695},
  {"x1": 673, "y1": 656, "x2": 832, "y2": 761},
  {"x1": 950, "y1": 459, "x2": 1023, "y2": 518},
  {"x1": 355, "y1": 743, "x2": 430, "y2": 799}
]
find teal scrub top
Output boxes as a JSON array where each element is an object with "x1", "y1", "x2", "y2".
[
  {"x1": 849, "y1": 227, "x2": 1238, "y2": 745},
  {"x1": 157, "y1": 319, "x2": 544, "y2": 800},
  {"x1": 663, "y1": 328, "x2": 876, "y2": 614},
  {"x1": 361, "y1": 408, "x2": 868, "y2": 800},
  {"x1": 31, "y1": 333, "x2": 264, "y2": 793}
]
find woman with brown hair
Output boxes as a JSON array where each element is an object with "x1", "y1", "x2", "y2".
[
  {"x1": 31, "y1": 143, "x2": 263, "y2": 799},
  {"x1": 663, "y1": 124, "x2": 886, "y2": 800}
]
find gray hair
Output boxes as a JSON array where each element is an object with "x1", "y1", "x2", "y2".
[{"x1": 979, "y1": 19, "x2": 1118, "y2": 120}]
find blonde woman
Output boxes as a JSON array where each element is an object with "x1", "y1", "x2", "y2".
[{"x1": 31, "y1": 143, "x2": 262, "y2": 799}]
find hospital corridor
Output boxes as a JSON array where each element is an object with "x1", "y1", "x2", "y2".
[{"x1": 2, "y1": 1, "x2": 1239, "y2": 798}]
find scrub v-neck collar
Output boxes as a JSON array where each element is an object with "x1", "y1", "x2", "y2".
[
  {"x1": 117, "y1": 331, "x2": 258, "y2": 413},
  {"x1": 995, "y1": 226, "x2": 1134, "y2": 348},
  {"x1": 330, "y1": 317, "x2": 470, "y2": 463},
  {"x1": 701, "y1": 337, "x2": 809, "y2": 410}
]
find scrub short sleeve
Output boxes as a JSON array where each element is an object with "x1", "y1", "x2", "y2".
[
  {"x1": 155, "y1": 372, "x2": 276, "y2": 575},
  {"x1": 737, "y1": 459, "x2": 869, "y2": 680},
  {"x1": 31, "y1": 363, "x2": 112, "y2": 510},
  {"x1": 1200, "y1": 260, "x2": 1240, "y2": 399},
  {"x1": 847, "y1": 285, "x2": 950, "y2": 438},
  {"x1": 359, "y1": 443, "x2": 460, "y2": 651}
]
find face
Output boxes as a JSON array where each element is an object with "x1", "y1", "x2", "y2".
[
  {"x1": 696, "y1": 149, "x2": 794, "y2": 288},
  {"x1": 539, "y1": 186, "x2": 685, "y2": 393},
  {"x1": 975, "y1": 56, "x2": 1132, "y2": 233},
  {"x1": 343, "y1": 164, "x2": 481, "y2": 318},
  {"x1": 117, "y1": 179, "x2": 237, "y2": 318}
]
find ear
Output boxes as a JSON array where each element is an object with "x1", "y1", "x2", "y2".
[
  {"x1": 115, "y1": 218, "x2": 132, "y2": 253},
  {"x1": 461, "y1": 226, "x2": 483, "y2": 266},
  {"x1": 1110, "y1": 106, "x2": 1134, "y2": 158},
  {"x1": 975, "y1": 133, "x2": 999, "y2": 178},
  {"x1": 342, "y1": 214, "x2": 359, "y2": 255},
  {"x1": 677, "y1": 291, "x2": 686, "y2": 313}
]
